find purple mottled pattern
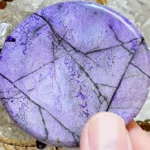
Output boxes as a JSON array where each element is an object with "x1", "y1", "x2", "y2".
[{"x1": 0, "y1": 1, "x2": 150, "y2": 147}]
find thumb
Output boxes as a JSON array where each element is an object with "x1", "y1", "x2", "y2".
[{"x1": 80, "y1": 112, "x2": 133, "y2": 150}]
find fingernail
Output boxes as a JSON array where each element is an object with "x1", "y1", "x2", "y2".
[{"x1": 80, "y1": 112, "x2": 132, "y2": 150}]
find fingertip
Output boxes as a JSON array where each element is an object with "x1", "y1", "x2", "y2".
[
  {"x1": 80, "y1": 112, "x2": 132, "y2": 150},
  {"x1": 80, "y1": 124, "x2": 90, "y2": 150},
  {"x1": 87, "y1": 112, "x2": 125, "y2": 126}
]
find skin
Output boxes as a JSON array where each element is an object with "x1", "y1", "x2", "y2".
[{"x1": 80, "y1": 112, "x2": 150, "y2": 150}]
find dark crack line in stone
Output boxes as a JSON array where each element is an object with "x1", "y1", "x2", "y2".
[
  {"x1": 33, "y1": 13, "x2": 109, "y2": 109},
  {"x1": 99, "y1": 83, "x2": 117, "y2": 89},
  {"x1": 33, "y1": 13, "x2": 117, "y2": 118},
  {"x1": 33, "y1": 13, "x2": 83, "y2": 55},
  {"x1": 79, "y1": 65, "x2": 108, "y2": 106},
  {"x1": 33, "y1": 24, "x2": 47, "y2": 38},
  {"x1": 85, "y1": 38, "x2": 138, "y2": 55},
  {"x1": 131, "y1": 63, "x2": 150, "y2": 79},
  {"x1": 39, "y1": 107, "x2": 49, "y2": 141},
  {"x1": 17, "y1": 22, "x2": 69, "y2": 83},
  {"x1": 60, "y1": 44, "x2": 101, "y2": 116},
  {"x1": 52, "y1": 35, "x2": 104, "y2": 98},
  {"x1": 78, "y1": 7, "x2": 139, "y2": 55},
  {"x1": 33, "y1": 13, "x2": 145, "y2": 95},
  {"x1": 108, "y1": 25, "x2": 149, "y2": 53},
  {"x1": 14, "y1": 59, "x2": 57, "y2": 83},
  {"x1": 73, "y1": 136, "x2": 80, "y2": 147},
  {"x1": 54, "y1": 32, "x2": 101, "y2": 68},
  {"x1": 61, "y1": 44, "x2": 108, "y2": 108},
  {"x1": 108, "y1": 25, "x2": 134, "y2": 54},
  {"x1": 34, "y1": 13, "x2": 63, "y2": 45},
  {"x1": 78, "y1": 3, "x2": 145, "y2": 55},
  {"x1": 33, "y1": 13, "x2": 104, "y2": 68},
  {"x1": 0, "y1": 73, "x2": 79, "y2": 145},
  {"x1": 37, "y1": 68, "x2": 53, "y2": 83},
  {"x1": 44, "y1": 109, "x2": 79, "y2": 146},
  {"x1": 83, "y1": 54, "x2": 102, "y2": 67},
  {"x1": 72, "y1": 135, "x2": 79, "y2": 147},
  {"x1": 32, "y1": 15, "x2": 103, "y2": 111},
  {"x1": 14, "y1": 52, "x2": 66, "y2": 83},
  {"x1": 34, "y1": 13, "x2": 139, "y2": 58},
  {"x1": 27, "y1": 88, "x2": 35, "y2": 93},
  {"x1": 100, "y1": 24, "x2": 147, "y2": 111},
  {"x1": 1, "y1": 95, "x2": 24, "y2": 101},
  {"x1": 106, "y1": 56, "x2": 135, "y2": 111},
  {"x1": 0, "y1": 91, "x2": 20, "y2": 100},
  {"x1": 51, "y1": 29, "x2": 102, "y2": 68}
]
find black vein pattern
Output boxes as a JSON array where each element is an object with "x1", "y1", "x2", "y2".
[
  {"x1": 39, "y1": 107, "x2": 49, "y2": 140},
  {"x1": 0, "y1": 73, "x2": 79, "y2": 145},
  {"x1": 33, "y1": 13, "x2": 150, "y2": 113},
  {"x1": 33, "y1": 13, "x2": 110, "y2": 109},
  {"x1": 0, "y1": 6, "x2": 150, "y2": 146}
]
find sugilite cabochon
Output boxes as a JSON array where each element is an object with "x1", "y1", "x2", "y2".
[{"x1": 0, "y1": 1, "x2": 150, "y2": 147}]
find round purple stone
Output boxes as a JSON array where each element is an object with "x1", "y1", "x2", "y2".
[{"x1": 0, "y1": 1, "x2": 150, "y2": 147}]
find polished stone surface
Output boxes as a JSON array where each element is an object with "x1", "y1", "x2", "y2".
[{"x1": 0, "y1": 1, "x2": 150, "y2": 147}]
